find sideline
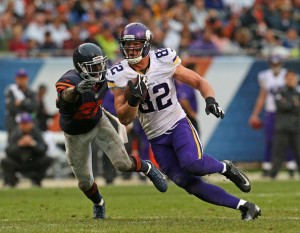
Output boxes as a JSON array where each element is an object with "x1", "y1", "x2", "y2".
[{"x1": 1, "y1": 172, "x2": 298, "y2": 189}]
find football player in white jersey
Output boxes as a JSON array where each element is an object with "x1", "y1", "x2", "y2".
[
  {"x1": 106, "y1": 22, "x2": 261, "y2": 221},
  {"x1": 249, "y1": 55, "x2": 296, "y2": 176}
]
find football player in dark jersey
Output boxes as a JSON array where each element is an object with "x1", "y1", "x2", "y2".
[{"x1": 55, "y1": 43, "x2": 167, "y2": 219}]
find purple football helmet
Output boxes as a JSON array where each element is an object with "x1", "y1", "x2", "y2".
[{"x1": 119, "y1": 22, "x2": 152, "y2": 64}]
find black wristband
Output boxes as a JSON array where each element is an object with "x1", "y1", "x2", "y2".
[
  {"x1": 205, "y1": 97, "x2": 216, "y2": 105},
  {"x1": 128, "y1": 95, "x2": 140, "y2": 107}
]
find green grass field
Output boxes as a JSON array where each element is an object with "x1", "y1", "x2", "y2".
[{"x1": 0, "y1": 179, "x2": 299, "y2": 233}]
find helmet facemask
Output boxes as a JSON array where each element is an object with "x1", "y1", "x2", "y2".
[
  {"x1": 120, "y1": 40, "x2": 150, "y2": 64},
  {"x1": 77, "y1": 55, "x2": 108, "y2": 82}
]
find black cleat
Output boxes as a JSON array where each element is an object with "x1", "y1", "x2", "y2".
[
  {"x1": 222, "y1": 160, "x2": 251, "y2": 192},
  {"x1": 240, "y1": 202, "x2": 261, "y2": 221},
  {"x1": 93, "y1": 202, "x2": 106, "y2": 219},
  {"x1": 144, "y1": 160, "x2": 168, "y2": 192}
]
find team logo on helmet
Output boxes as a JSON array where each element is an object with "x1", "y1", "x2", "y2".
[{"x1": 145, "y1": 30, "x2": 151, "y2": 41}]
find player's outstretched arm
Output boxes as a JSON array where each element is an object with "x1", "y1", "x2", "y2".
[
  {"x1": 61, "y1": 87, "x2": 80, "y2": 103},
  {"x1": 174, "y1": 64, "x2": 215, "y2": 99},
  {"x1": 174, "y1": 64, "x2": 224, "y2": 119},
  {"x1": 60, "y1": 79, "x2": 97, "y2": 103}
]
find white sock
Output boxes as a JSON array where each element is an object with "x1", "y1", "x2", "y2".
[
  {"x1": 96, "y1": 198, "x2": 104, "y2": 206},
  {"x1": 236, "y1": 199, "x2": 247, "y2": 210},
  {"x1": 220, "y1": 162, "x2": 227, "y2": 174}
]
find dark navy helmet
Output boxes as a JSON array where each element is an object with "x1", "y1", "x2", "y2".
[
  {"x1": 73, "y1": 43, "x2": 108, "y2": 82},
  {"x1": 119, "y1": 22, "x2": 152, "y2": 64}
]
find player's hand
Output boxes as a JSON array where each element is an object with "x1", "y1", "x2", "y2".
[
  {"x1": 127, "y1": 74, "x2": 148, "y2": 99},
  {"x1": 74, "y1": 78, "x2": 97, "y2": 94},
  {"x1": 205, "y1": 97, "x2": 225, "y2": 119},
  {"x1": 249, "y1": 115, "x2": 263, "y2": 129}
]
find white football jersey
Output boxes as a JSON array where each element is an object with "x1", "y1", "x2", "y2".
[
  {"x1": 258, "y1": 68, "x2": 287, "y2": 113},
  {"x1": 106, "y1": 48, "x2": 186, "y2": 139}
]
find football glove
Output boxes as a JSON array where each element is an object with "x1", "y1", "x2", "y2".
[
  {"x1": 127, "y1": 74, "x2": 148, "y2": 99},
  {"x1": 205, "y1": 97, "x2": 225, "y2": 119},
  {"x1": 73, "y1": 78, "x2": 97, "y2": 94}
]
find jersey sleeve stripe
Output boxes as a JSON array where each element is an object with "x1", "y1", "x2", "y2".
[
  {"x1": 172, "y1": 54, "x2": 178, "y2": 62},
  {"x1": 55, "y1": 82, "x2": 74, "y2": 88},
  {"x1": 56, "y1": 87, "x2": 65, "y2": 92},
  {"x1": 173, "y1": 56, "x2": 181, "y2": 66},
  {"x1": 107, "y1": 81, "x2": 116, "y2": 88}
]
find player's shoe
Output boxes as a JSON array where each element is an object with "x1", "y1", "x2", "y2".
[
  {"x1": 93, "y1": 203, "x2": 106, "y2": 219},
  {"x1": 239, "y1": 202, "x2": 261, "y2": 221},
  {"x1": 222, "y1": 160, "x2": 251, "y2": 193},
  {"x1": 144, "y1": 160, "x2": 168, "y2": 193}
]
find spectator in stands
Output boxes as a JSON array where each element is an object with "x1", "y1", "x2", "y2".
[
  {"x1": 163, "y1": 1, "x2": 191, "y2": 50},
  {"x1": 46, "y1": 18, "x2": 70, "y2": 48},
  {"x1": 95, "y1": 23, "x2": 119, "y2": 62},
  {"x1": 263, "y1": 1, "x2": 282, "y2": 30},
  {"x1": 273, "y1": 7, "x2": 298, "y2": 33},
  {"x1": 259, "y1": 29, "x2": 291, "y2": 58},
  {"x1": 84, "y1": 24, "x2": 101, "y2": 47},
  {"x1": 23, "y1": 11, "x2": 47, "y2": 46},
  {"x1": 40, "y1": 31, "x2": 58, "y2": 51},
  {"x1": 211, "y1": 26, "x2": 241, "y2": 55},
  {"x1": 281, "y1": 27, "x2": 300, "y2": 58},
  {"x1": 26, "y1": 38, "x2": 40, "y2": 57},
  {"x1": 1, "y1": 0, "x2": 300, "y2": 59},
  {"x1": 189, "y1": 0, "x2": 208, "y2": 31},
  {"x1": 188, "y1": 27, "x2": 219, "y2": 55},
  {"x1": 270, "y1": 70, "x2": 300, "y2": 179},
  {"x1": 62, "y1": 25, "x2": 83, "y2": 55},
  {"x1": 249, "y1": 55, "x2": 297, "y2": 176},
  {"x1": 1, "y1": 112, "x2": 52, "y2": 187},
  {"x1": 8, "y1": 24, "x2": 27, "y2": 56},
  {"x1": 0, "y1": 9, "x2": 14, "y2": 51},
  {"x1": 240, "y1": 2, "x2": 267, "y2": 35},
  {"x1": 232, "y1": 27, "x2": 255, "y2": 55},
  {"x1": 4, "y1": 68, "x2": 38, "y2": 136},
  {"x1": 205, "y1": 0, "x2": 224, "y2": 10}
]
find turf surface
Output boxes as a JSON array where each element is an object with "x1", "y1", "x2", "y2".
[{"x1": 0, "y1": 179, "x2": 299, "y2": 233}]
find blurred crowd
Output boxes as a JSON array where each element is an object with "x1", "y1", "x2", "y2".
[
  {"x1": 2, "y1": 0, "x2": 300, "y2": 187},
  {"x1": 1, "y1": 0, "x2": 300, "y2": 60}
]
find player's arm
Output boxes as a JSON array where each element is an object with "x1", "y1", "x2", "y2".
[
  {"x1": 111, "y1": 88, "x2": 139, "y2": 126},
  {"x1": 174, "y1": 64, "x2": 224, "y2": 118},
  {"x1": 174, "y1": 64, "x2": 215, "y2": 98},
  {"x1": 57, "y1": 78, "x2": 97, "y2": 103},
  {"x1": 61, "y1": 87, "x2": 80, "y2": 103},
  {"x1": 249, "y1": 87, "x2": 266, "y2": 124}
]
